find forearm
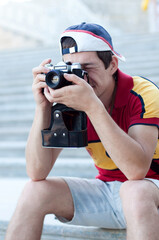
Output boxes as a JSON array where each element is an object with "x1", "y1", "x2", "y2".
[
  {"x1": 26, "y1": 106, "x2": 61, "y2": 180},
  {"x1": 86, "y1": 101, "x2": 152, "y2": 180}
]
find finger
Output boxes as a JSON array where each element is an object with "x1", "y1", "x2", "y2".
[
  {"x1": 40, "y1": 58, "x2": 52, "y2": 67},
  {"x1": 64, "y1": 73, "x2": 85, "y2": 85},
  {"x1": 32, "y1": 81, "x2": 48, "y2": 92},
  {"x1": 32, "y1": 59, "x2": 52, "y2": 78},
  {"x1": 33, "y1": 73, "x2": 46, "y2": 84},
  {"x1": 47, "y1": 87, "x2": 69, "y2": 105},
  {"x1": 32, "y1": 66, "x2": 50, "y2": 78},
  {"x1": 44, "y1": 87, "x2": 56, "y2": 103},
  {"x1": 48, "y1": 86, "x2": 66, "y2": 99}
]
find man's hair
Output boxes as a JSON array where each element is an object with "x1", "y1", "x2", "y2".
[{"x1": 61, "y1": 37, "x2": 113, "y2": 69}]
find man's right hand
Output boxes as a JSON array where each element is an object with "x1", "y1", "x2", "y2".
[{"x1": 32, "y1": 58, "x2": 53, "y2": 109}]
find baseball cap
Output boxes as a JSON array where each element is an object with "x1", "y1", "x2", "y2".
[{"x1": 60, "y1": 22, "x2": 125, "y2": 62}]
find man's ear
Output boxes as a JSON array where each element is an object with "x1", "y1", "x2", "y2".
[{"x1": 110, "y1": 56, "x2": 118, "y2": 75}]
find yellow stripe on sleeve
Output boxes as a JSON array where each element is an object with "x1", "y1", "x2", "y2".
[
  {"x1": 132, "y1": 77, "x2": 159, "y2": 119},
  {"x1": 86, "y1": 142, "x2": 118, "y2": 170}
]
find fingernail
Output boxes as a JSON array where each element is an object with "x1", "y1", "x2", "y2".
[{"x1": 64, "y1": 73, "x2": 69, "y2": 77}]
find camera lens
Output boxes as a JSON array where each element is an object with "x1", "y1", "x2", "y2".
[
  {"x1": 51, "y1": 74, "x2": 60, "y2": 84},
  {"x1": 45, "y1": 70, "x2": 65, "y2": 89}
]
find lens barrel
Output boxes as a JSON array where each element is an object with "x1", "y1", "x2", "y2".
[{"x1": 45, "y1": 70, "x2": 67, "y2": 89}]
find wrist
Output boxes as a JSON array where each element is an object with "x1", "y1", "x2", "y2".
[
  {"x1": 35, "y1": 103, "x2": 51, "y2": 114},
  {"x1": 86, "y1": 98, "x2": 105, "y2": 119},
  {"x1": 34, "y1": 105, "x2": 52, "y2": 128}
]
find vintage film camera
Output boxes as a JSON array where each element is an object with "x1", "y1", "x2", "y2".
[{"x1": 41, "y1": 62, "x2": 88, "y2": 148}]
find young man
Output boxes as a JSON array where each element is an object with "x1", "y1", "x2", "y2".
[{"x1": 5, "y1": 22, "x2": 159, "y2": 240}]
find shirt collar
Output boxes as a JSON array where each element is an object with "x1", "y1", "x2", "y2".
[{"x1": 114, "y1": 69, "x2": 134, "y2": 108}]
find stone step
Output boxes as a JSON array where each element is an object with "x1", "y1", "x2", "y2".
[
  {"x1": 113, "y1": 32, "x2": 159, "y2": 49},
  {"x1": 0, "y1": 117, "x2": 32, "y2": 128},
  {"x1": 0, "y1": 127, "x2": 29, "y2": 141},
  {"x1": 0, "y1": 126, "x2": 30, "y2": 133},
  {"x1": 0, "y1": 141, "x2": 26, "y2": 158},
  {"x1": 41, "y1": 225, "x2": 126, "y2": 240},
  {"x1": 0, "y1": 46, "x2": 60, "y2": 65},
  {"x1": 0, "y1": 220, "x2": 126, "y2": 240},
  {"x1": 120, "y1": 67, "x2": 159, "y2": 80},
  {"x1": 0, "y1": 85, "x2": 32, "y2": 95},
  {"x1": 0, "y1": 94, "x2": 33, "y2": 104},
  {"x1": 0, "y1": 104, "x2": 35, "y2": 112}
]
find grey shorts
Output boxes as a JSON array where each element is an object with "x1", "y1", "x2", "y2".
[
  {"x1": 56, "y1": 178, "x2": 126, "y2": 229},
  {"x1": 56, "y1": 177, "x2": 159, "y2": 229}
]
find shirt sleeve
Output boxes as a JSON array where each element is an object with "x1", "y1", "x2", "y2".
[{"x1": 129, "y1": 77, "x2": 159, "y2": 128}]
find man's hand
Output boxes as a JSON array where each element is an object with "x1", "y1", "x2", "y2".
[
  {"x1": 32, "y1": 58, "x2": 53, "y2": 109},
  {"x1": 44, "y1": 72, "x2": 101, "y2": 114}
]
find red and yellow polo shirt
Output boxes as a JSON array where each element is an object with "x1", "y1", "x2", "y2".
[{"x1": 86, "y1": 69, "x2": 159, "y2": 182}]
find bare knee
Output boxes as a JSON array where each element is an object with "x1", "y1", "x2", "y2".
[
  {"x1": 120, "y1": 180, "x2": 148, "y2": 202},
  {"x1": 17, "y1": 180, "x2": 49, "y2": 214},
  {"x1": 120, "y1": 180, "x2": 158, "y2": 221},
  {"x1": 17, "y1": 178, "x2": 74, "y2": 218}
]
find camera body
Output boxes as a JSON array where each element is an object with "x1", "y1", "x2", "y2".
[
  {"x1": 45, "y1": 62, "x2": 86, "y2": 89},
  {"x1": 42, "y1": 61, "x2": 88, "y2": 148}
]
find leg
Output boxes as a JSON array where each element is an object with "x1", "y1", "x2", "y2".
[
  {"x1": 5, "y1": 178, "x2": 74, "y2": 240},
  {"x1": 120, "y1": 180, "x2": 159, "y2": 240}
]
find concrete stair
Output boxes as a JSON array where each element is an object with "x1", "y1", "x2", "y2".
[
  {"x1": 0, "y1": 220, "x2": 126, "y2": 240},
  {"x1": 0, "y1": 32, "x2": 159, "y2": 239}
]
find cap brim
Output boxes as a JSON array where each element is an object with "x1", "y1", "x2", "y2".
[{"x1": 60, "y1": 30, "x2": 126, "y2": 62}]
